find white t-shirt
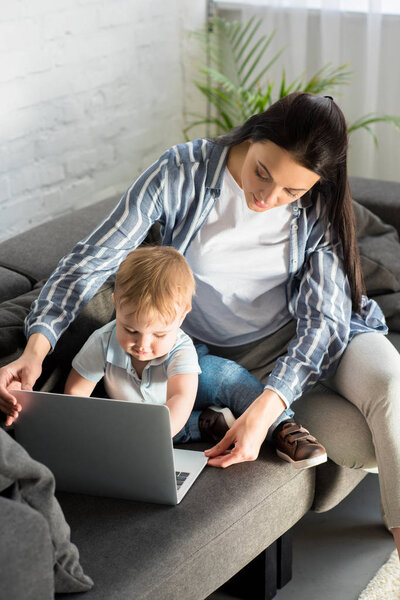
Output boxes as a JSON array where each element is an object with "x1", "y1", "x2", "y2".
[
  {"x1": 183, "y1": 167, "x2": 292, "y2": 346},
  {"x1": 72, "y1": 320, "x2": 201, "y2": 404}
]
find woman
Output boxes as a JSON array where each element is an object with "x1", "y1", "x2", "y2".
[{"x1": 1, "y1": 93, "x2": 399, "y2": 553}]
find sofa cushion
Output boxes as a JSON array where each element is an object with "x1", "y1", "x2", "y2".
[
  {"x1": 0, "y1": 280, "x2": 115, "y2": 377},
  {"x1": 0, "y1": 267, "x2": 32, "y2": 303},
  {"x1": 57, "y1": 443, "x2": 314, "y2": 600},
  {"x1": 312, "y1": 460, "x2": 367, "y2": 513},
  {"x1": 354, "y1": 200, "x2": 400, "y2": 331},
  {"x1": 350, "y1": 176, "x2": 400, "y2": 236}
]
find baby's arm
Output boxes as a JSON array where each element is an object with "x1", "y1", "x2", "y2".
[
  {"x1": 166, "y1": 373, "x2": 198, "y2": 438},
  {"x1": 65, "y1": 368, "x2": 97, "y2": 397}
]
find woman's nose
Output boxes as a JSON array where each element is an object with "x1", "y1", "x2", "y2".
[{"x1": 260, "y1": 183, "x2": 280, "y2": 204}]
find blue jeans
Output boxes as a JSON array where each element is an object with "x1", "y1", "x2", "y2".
[{"x1": 173, "y1": 343, "x2": 294, "y2": 443}]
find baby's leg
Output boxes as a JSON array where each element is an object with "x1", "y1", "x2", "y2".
[
  {"x1": 173, "y1": 347, "x2": 293, "y2": 443},
  {"x1": 197, "y1": 352, "x2": 264, "y2": 416}
]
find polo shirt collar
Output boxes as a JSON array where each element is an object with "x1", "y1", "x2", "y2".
[{"x1": 106, "y1": 325, "x2": 169, "y2": 370}]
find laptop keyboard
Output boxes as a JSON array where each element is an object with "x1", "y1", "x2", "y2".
[{"x1": 175, "y1": 471, "x2": 190, "y2": 489}]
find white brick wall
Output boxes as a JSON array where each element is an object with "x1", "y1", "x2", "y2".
[{"x1": 0, "y1": 0, "x2": 207, "y2": 242}]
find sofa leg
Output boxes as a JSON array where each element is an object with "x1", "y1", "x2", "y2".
[
  {"x1": 218, "y1": 531, "x2": 292, "y2": 599},
  {"x1": 277, "y1": 530, "x2": 292, "y2": 589}
]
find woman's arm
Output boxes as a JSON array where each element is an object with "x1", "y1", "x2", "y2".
[
  {"x1": 0, "y1": 333, "x2": 51, "y2": 426},
  {"x1": 25, "y1": 153, "x2": 168, "y2": 351},
  {"x1": 265, "y1": 218, "x2": 352, "y2": 407},
  {"x1": 166, "y1": 373, "x2": 198, "y2": 438},
  {"x1": 64, "y1": 368, "x2": 97, "y2": 397}
]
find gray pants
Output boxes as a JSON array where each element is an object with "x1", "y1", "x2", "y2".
[{"x1": 208, "y1": 323, "x2": 400, "y2": 529}]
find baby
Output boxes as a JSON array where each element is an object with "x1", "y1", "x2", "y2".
[{"x1": 64, "y1": 246, "x2": 234, "y2": 441}]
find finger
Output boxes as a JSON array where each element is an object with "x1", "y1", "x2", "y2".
[
  {"x1": 0, "y1": 397, "x2": 19, "y2": 415},
  {"x1": 5, "y1": 412, "x2": 19, "y2": 426},
  {"x1": 21, "y1": 380, "x2": 34, "y2": 391},
  {"x1": 0, "y1": 405, "x2": 20, "y2": 419},
  {"x1": 207, "y1": 451, "x2": 247, "y2": 469},
  {"x1": 0, "y1": 397, "x2": 20, "y2": 416},
  {"x1": 204, "y1": 431, "x2": 235, "y2": 457},
  {"x1": 0, "y1": 384, "x2": 18, "y2": 406}
]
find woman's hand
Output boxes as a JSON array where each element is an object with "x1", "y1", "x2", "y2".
[
  {"x1": 0, "y1": 333, "x2": 51, "y2": 426},
  {"x1": 204, "y1": 389, "x2": 286, "y2": 468}
]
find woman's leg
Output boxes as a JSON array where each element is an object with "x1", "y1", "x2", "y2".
[{"x1": 326, "y1": 332, "x2": 400, "y2": 555}]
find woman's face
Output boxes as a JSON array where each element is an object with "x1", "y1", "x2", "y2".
[{"x1": 240, "y1": 140, "x2": 320, "y2": 212}]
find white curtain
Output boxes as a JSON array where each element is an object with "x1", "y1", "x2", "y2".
[{"x1": 216, "y1": 0, "x2": 400, "y2": 182}]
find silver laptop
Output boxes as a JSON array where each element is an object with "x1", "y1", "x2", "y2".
[{"x1": 12, "y1": 389, "x2": 207, "y2": 505}]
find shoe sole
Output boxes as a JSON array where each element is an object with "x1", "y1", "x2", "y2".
[{"x1": 276, "y1": 449, "x2": 328, "y2": 470}]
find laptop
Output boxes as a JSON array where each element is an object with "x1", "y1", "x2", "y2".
[{"x1": 12, "y1": 389, "x2": 208, "y2": 505}]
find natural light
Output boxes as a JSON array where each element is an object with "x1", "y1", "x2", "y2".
[{"x1": 216, "y1": 0, "x2": 400, "y2": 14}]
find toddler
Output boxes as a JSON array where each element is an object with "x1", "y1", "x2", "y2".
[{"x1": 65, "y1": 246, "x2": 235, "y2": 442}]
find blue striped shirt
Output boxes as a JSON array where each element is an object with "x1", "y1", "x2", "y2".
[{"x1": 25, "y1": 138, "x2": 387, "y2": 407}]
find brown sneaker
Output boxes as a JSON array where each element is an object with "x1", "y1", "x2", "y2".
[
  {"x1": 198, "y1": 406, "x2": 236, "y2": 443},
  {"x1": 273, "y1": 420, "x2": 327, "y2": 470}
]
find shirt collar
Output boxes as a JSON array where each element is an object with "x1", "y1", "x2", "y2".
[
  {"x1": 106, "y1": 325, "x2": 130, "y2": 369},
  {"x1": 106, "y1": 324, "x2": 169, "y2": 371},
  {"x1": 296, "y1": 191, "x2": 313, "y2": 210},
  {"x1": 205, "y1": 142, "x2": 229, "y2": 191}
]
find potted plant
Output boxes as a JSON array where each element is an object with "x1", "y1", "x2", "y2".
[{"x1": 185, "y1": 15, "x2": 400, "y2": 144}]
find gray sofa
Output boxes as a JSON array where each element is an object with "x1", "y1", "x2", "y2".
[{"x1": 0, "y1": 175, "x2": 399, "y2": 600}]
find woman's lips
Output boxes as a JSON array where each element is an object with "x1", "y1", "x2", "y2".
[{"x1": 252, "y1": 194, "x2": 267, "y2": 209}]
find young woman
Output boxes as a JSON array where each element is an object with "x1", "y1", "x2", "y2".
[{"x1": 1, "y1": 92, "x2": 399, "y2": 554}]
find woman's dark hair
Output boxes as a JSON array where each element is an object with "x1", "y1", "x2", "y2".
[{"x1": 215, "y1": 92, "x2": 365, "y2": 313}]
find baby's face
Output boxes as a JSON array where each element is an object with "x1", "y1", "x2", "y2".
[{"x1": 115, "y1": 303, "x2": 186, "y2": 363}]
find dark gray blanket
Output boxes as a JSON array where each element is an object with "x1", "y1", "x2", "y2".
[{"x1": 0, "y1": 428, "x2": 93, "y2": 593}]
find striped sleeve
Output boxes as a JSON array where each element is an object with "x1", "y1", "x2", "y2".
[
  {"x1": 25, "y1": 151, "x2": 170, "y2": 349},
  {"x1": 265, "y1": 220, "x2": 352, "y2": 407}
]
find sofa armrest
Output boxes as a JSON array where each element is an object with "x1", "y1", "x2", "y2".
[
  {"x1": 0, "y1": 196, "x2": 119, "y2": 283},
  {"x1": 0, "y1": 496, "x2": 54, "y2": 600},
  {"x1": 350, "y1": 176, "x2": 400, "y2": 236}
]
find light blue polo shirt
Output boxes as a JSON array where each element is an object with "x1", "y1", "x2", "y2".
[{"x1": 72, "y1": 320, "x2": 201, "y2": 404}]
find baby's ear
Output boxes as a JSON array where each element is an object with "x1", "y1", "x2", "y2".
[{"x1": 179, "y1": 305, "x2": 191, "y2": 325}]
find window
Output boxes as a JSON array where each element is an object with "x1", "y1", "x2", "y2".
[{"x1": 215, "y1": 0, "x2": 400, "y2": 15}]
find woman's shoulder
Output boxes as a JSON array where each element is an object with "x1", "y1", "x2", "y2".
[{"x1": 170, "y1": 138, "x2": 226, "y2": 168}]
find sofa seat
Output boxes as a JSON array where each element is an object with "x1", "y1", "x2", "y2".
[{"x1": 56, "y1": 443, "x2": 314, "y2": 600}]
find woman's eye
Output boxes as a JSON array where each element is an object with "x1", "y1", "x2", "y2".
[
  {"x1": 125, "y1": 329, "x2": 136, "y2": 334},
  {"x1": 155, "y1": 334, "x2": 167, "y2": 338},
  {"x1": 286, "y1": 189, "x2": 298, "y2": 199},
  {"x1": 255, "y1": 168, "x2": 270, "y2": 182}
]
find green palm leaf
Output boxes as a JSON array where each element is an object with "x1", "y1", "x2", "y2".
[
  {"x1": 348, "y1": 114, "x2": 400, "y2": 146},
  {"x1": 184, "y1": 14, "x2": 400, "y2": 144}
]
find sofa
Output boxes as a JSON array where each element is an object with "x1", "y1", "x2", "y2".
[{"x1": 0, "y1": 175, "x2": 399, "y2": 600}]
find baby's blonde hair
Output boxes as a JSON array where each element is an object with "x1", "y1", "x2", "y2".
[{"x1": 114, "y1": 246, "x2": 195, "y2": 323}]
